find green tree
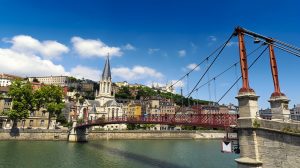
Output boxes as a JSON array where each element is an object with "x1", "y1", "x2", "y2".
[
  {"x1": 5, "y1": 80, "x2": 35, "y2": 128},
  {"x1": 32, "y1": 77, "x2": 39, "y2": 83},
  {"x1": 115, "y1": 86, "x2": 133, "y2": 99},
  {"x1": 35, "y1": 85, "x2": 64, "y2": 129}
]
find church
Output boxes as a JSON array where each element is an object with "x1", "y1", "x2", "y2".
[{"x1": 79, "y1": 56, "x2": 126, "y2": 130}]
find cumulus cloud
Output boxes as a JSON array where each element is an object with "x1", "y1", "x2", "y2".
[
  {"x1": 4, "y1": 35, "x2": 69, "y2": 59},
  {"x1": 71, "y1": 36, "x2": 122, "y2": 58},
  {"x1": 0, "y1": 49, "x2": 68, "y2": 77},
  {"x1": 178, "y1": 49, "x2": 186, "y2": 57},
  {"x1": 112, "y1": 66, "x2": 163, "y2": 81},
  {"x1": 123, "y1": 43, "x2": 135, "y2": 50},
  {"x1": 148, "y1": 48, "x2": 160, "y2": 54},
  {"x1": 6, "y1": 35, "x2": 69, "y2": 59},
  {"x1": 186, "y1": 63, "x2": 200, "y2": 71},
  {"x1": 69, "y1": 65, "x2": 101, "y2": 81}
]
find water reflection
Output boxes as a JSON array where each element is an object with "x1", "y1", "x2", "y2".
[{"x1": 88, "y1": 143, "x2": 189, "y2": 168}]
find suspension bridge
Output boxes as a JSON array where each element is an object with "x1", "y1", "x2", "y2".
[{"x1": 69, "y1": 26, "x2": 300, "y2": 168}]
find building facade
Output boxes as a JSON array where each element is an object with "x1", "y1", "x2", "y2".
[
  {"x1": 28, "y1": 76, "x2": 69, "y2": 87},
  {"x1": 290, "y1": 104, "x2": 300, "y2": 121},
  {"x1": 0, "y1": 73, "x2": 23, "y2": 87}
]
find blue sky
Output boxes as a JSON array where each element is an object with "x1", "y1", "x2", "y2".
[{"x1": 0, "y1": 0, "x2": 299, "y2": 108}]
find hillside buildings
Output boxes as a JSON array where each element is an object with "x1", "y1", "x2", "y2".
[
  {"x1": 28, "y1": 76, "x2": 69, "y2": 87},
  {"x1": 290, "y1": 104, "x2": 300, "y2": 121},
  {"x1": 0, "y1": 73, "x2": 23, "y2": 87}
]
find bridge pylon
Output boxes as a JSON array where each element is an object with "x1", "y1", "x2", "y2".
[
  {"x1": 267, "y1": 43, "x2": 290, "y2": 121},
  {"x1": 68, "y1": 121, "x2": 88, "y2": 142},
  {"x1": 235, "y1": 27, "x2": 262, "y2": 168}
]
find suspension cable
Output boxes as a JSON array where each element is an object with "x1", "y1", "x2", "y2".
[
  {"x1": 213, "y1": 78, "x2": 217, "y2": 103},
  {"x1": 217, "y1": 46, "x2": 269, "y2": 103},
  {"x1": 187, "y1": 73, "x2": 190, "y2": 107},
  {"x1": 170, "y1": 34, "x2": 235, "y2": 89},
  {"x1": 193, "y1": 44, "x2": 264, "y2": 92},
  {"x1": 238, "y1": 27, "x2": 300, "y2": 53},
  {"x1": 234, "y1": 63, "x2": 239, "y2": 93},
  {"x1": 187, "y1": 33, "x2": 235, "y2": 97},
  {"x1": 244, "y1": 33, "x2": 300, "y2": 57},
  {"x1": 207, "y1": 58, "x2": 212, "y2": 102}
]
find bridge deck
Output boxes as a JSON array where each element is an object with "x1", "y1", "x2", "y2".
[{"x1": 76, "y1": 114, "x2": 238, "y2": 129}]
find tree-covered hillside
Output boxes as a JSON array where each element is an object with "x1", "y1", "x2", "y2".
[{"x1": 115, "y1": 86, "x2": 209, "y2": 106}]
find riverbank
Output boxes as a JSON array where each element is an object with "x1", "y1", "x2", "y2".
[
  {"x1": 89, "y1": 130, "x2": 237, "y2": 140},
  {"x1": 0, "y1": 129, "x2": 237, "y2": 141}
]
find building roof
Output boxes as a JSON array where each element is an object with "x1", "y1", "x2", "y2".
[
  {"x1": 0, "y1": 73, "x2": 23, "y2": 80},
  {"x1": 87, "y1": 100, "x2": 101, "y2": 107},
  {"x1": 102, "y1": 56, "x2": 111, "y2": 80},
  {"x1": 104, "y1": 99, "x2": 122, "y2": 107}
]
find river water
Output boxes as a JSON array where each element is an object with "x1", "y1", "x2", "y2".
[{"x1": 0, "y1": 140, "x2": 238, "y2": 168}]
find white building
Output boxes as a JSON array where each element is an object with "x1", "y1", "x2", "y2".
[
  {"x1": 0, "y1": 73, "x2": 23, "y2": 87},
  {"x1": 291, "y1": 104, "x2": 300, "y2": 121},
  {"x1": 0, "y1": 78, "x2": 11, "y2": 87},
  {"x1": 79, "y1": 56, "x2": 126, "y2": 130},
  {"x1": 28, "y1": 76, "x2": 69, "y2": 87}
]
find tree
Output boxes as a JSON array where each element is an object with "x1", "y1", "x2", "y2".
[
  {"x1": 5, "y1": 80, "x2": 34, "y2": 128},
  {"x1": 32, "y1": 77, "x2": 39, "y2": 83},
  {"x1": 115, "y1": 86, "x2": 133, "y2": 99},
  {"x1": 34, "y1": 85, "x2": 64, "y2": 129}
]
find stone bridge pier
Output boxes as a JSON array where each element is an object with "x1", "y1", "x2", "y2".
[
  {"x1": 68, "y1": 121, "x2": 88, "y2": 142},
  {"x1": 235, "y1": 92, "x2": 300, "y2": 168}
]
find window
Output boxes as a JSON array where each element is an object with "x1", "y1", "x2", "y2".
[
  {"x1": 21, "y1": 120, "x2": 25, "y2": 127},
  {"x1": 40, "y1": 120, "x2": 45, "y2": 126},
  {"x1": 29, "y1": 120, "x2": 33, "y2": 127}
]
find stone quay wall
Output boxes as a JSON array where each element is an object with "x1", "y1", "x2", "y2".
[
  {"x1": 239, "y1": 127, "x2": 300, "y2": 168},
  {"x1": 88, "y1": 130, "x2": 237, "y2": 140},
  {"x1": 0, "y1": 129, "x2": 69, "y2": 141},
  {"x1": 0, "y1": 129, "x2": 236, "y2": 141}
]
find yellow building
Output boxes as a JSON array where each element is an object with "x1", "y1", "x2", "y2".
[{"x1": 128, "y1": 102, "x2": 142, "y2": 117}]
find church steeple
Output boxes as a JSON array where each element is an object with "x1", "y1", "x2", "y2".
[
  {"x1": 102, "y1": 54, "x2": 111, "y2": 80},
  {"x1": 97, "y1": 53, "x2": 113, "y2": 100}
]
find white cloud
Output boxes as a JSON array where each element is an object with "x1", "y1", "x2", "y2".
[
  {"x1": 112, "y1": 66, "x2": 163, "y2": 81},
  {"x1": 71, "y1": 36, "x2": 122, "y2": 58},
  {"x1": 69, "y1": 65, "x2": 101, "y2": 81},
  {"x1": 208, "y1": 36, "x2": 217, "y2": 42},
  {"x1": 178, "y1": 49, "x2": 186, "y2": 57},
  {"x1": 170, "y1": 80, "x2": 184, "y2": 88},
  {"x1": 0, "y1": 49, "x2": 68, "y2": 77},
  {"x1": 148, "y1": 48, "x2": 160, "y2": 54},
  {"x1": 7, "y1": 35, "x2": 69, "y2": 59},
  {"x1": 186, "y1": 63, "x2": 200, "y2": 71},
  {"x1": 226, "y1": 42, "x2": 238, "y2": 47},
  {"x1": 123, "y1": 43, "x2": 135, "y2": 50}
]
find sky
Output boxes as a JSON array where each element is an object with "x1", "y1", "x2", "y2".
[{"x1": 0, "y1": 0, "x2": 300, "y2": 108}]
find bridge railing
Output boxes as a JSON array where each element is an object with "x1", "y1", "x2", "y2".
[{"x1": 76, "y1": 113, "x2": 238, "y2": 128}]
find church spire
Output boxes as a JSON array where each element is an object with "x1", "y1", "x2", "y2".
[{"x1": 102, "y1": 53, "x2": 111, "y2": 80}]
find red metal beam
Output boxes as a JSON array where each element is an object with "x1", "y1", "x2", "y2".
[
  {"x1": 268, "y1": 43, "x2": 285, "y2": 97},
  {"x1": 236, "y1": 28, "x2": 254, "y2": 93}
]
